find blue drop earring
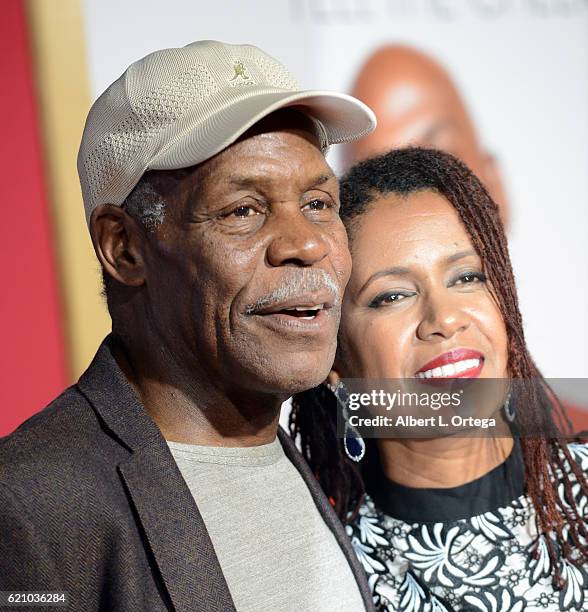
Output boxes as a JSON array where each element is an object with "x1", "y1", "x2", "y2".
[
  {"x1": 503, "y1": 393, "x2": 516, "y2": 423},
  {"x1": 326, "y1": 380, "x2": 366, "y2": 463}
]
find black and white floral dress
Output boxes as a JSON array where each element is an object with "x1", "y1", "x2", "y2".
[{"x1": 348, "y1": 442, "x2": 588, "y2": 611}]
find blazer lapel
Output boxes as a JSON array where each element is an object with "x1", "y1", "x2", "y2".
[
  {"x1": 78, "y1": 336, "x2": 236, "y2": 612},
  {"x1": 118, "y1": 447, "x2": 235, "y2": 612}
]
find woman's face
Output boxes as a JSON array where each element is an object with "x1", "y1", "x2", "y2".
[{"x1": 338, "y1": 190, "x2": 508, "y2": 381}]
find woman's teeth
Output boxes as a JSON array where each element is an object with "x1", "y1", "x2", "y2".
[{"x1": 415, "y1": 358, "x2": 481, "y2": 379}]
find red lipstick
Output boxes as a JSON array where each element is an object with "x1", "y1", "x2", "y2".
[{"x1": 415, "y1": 348, "x2": 484, "y2": 379}]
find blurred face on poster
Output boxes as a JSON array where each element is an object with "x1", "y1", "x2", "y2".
[{"x1": 345, "y1": 45, "x2": 510, "y2": 228}]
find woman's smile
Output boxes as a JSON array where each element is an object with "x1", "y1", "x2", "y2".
[{"x1": 414, "y1": 348, "x2": 484, "y2": 379}]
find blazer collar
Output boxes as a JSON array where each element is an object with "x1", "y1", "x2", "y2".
[{"x1": 78, "y1": 335, "x2": 236, "y2": 612}]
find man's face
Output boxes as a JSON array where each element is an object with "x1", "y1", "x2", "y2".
[
  {"x1": 349, "y1": 48, "x2": 482, "y2": 170},
  {"x1": 142, "y1": 119, "x2": 351, "y2": 397},
  {"x1": 346, "y1": 46, "x2": 509, "y2": 226}
]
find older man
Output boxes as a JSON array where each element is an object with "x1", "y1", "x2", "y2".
[{"x1": 0, "y1": 41, "x2": 375, "y2": 611}]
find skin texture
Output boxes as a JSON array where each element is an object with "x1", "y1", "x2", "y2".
[
  {"x1": 345, "y1": 45, "x2": 510, "y2": 227},
  {"x1": 90, "y1": 113, "x2": 351, "y2": 446},
  {"x1": 331, "y1": 190, "x2": 513, "y2": 487}
]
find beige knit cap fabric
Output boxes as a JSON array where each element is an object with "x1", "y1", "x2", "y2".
[{"x1": 77, "y1": 40, "x2": 376, "y2": 223}]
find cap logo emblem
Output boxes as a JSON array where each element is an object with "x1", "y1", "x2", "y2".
[{"x1": 229, "y1": 61, "x2": 255, "y2": 86}]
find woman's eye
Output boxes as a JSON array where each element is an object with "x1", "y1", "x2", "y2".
[
  {"x1": 453, "y1": 272, "x2": 487, "y2": 286},
  {"x1": 369, "y1": 292, "x2": 412, "y2": 309}
]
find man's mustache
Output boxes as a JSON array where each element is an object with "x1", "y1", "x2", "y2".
[{"x1": 244, "y1": 269, "x2": 341, "y2": 314}]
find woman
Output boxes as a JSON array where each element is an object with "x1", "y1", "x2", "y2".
[{"x1": 290, "y1": 148, "x2": 588, "y2": 611}]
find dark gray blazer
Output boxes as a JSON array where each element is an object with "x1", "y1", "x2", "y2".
[{"x1": 0, "y1": 337, "x2": 374, "y2": 611}]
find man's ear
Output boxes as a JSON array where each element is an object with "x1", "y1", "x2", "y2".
[{"x1": 90, "y1": 204, "x2": 146, "y2": 287}]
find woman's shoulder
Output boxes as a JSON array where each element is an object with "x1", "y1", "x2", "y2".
[{"x1": 566, "y1": 441, "x2": 588, "y2": 469}]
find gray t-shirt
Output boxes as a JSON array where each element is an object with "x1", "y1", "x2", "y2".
[{"x1": 167, "y1": 436, "x2": 365, "y2": 612}]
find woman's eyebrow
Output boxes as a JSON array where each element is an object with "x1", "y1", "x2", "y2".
[
  {"x1": 357, "y1": 250, "x2": 477, "y2": 295},
  {"x1": 358, "y1": 250, "x2": 477, "y2": 295},
  {"x1": 445, "y1": 249, "x2": 476, "y2": 264},
  {"x1": 358, "y1": 266, "x2": 411, "y2": 295}
]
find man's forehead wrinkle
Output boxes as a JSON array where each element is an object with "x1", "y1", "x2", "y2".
[
  {"x1": 314, "y1": 173, "x2": 335, "y2": 186},
  {"x1": 163, "y1": 130, "x2": 335, "y2": 215},
  {"x1": 223, "y1": 171, "x2": 335, "y2": 192},
  {"x1": 226, "y1": 173, "x2": 268, "y2": 189}
]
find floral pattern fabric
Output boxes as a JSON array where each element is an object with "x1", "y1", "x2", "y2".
[{"x1": 348, "y1": 443, "x2": 588, "y2": 611}]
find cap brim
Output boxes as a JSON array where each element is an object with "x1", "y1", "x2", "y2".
[{"x1": 149, "y1": 89, "x2": 376, "y2": 171}]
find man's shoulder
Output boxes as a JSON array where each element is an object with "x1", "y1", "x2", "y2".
[
  {"x1": 2, "y1": 385, "x2": 95, "y2": 453},
  {"x1": 0, "y1": 384, "x2": 122, "y2": 495}
]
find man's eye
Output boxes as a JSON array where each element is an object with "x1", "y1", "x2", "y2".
[
  {"x1": 369, "y1": 292, "x2": 412, "y2": 309},
  {"x1": 309, "y1": 199, "x2": 326, "y2": 210},
  {"x1": 230, "y1": 205, "x2": 258, "y2": 218},
  {"x1": 303, "y1": 198, "x2": 331, "y2": 212}
]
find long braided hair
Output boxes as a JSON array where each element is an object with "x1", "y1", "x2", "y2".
[{"x1": 289, "y1": 147, "x2": 588, "y2": 584}]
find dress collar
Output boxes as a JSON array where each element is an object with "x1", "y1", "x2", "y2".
[{"x1": 365, "y1": 440, "x2": 525, "y2": 523}]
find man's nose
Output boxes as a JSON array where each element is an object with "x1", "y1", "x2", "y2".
[
  {"x1": 416, "y1": 290, "x2": 470, "y2": 342},
  {"x1": 266, "y1": 208, "x2": 330, "y2": 267}
]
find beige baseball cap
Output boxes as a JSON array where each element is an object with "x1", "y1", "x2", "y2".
[{"x1": 77, "y1": 40, "x2": 376, "y2": 223}]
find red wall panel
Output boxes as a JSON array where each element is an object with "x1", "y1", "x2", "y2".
[{"x1": 0, "y1": 0, "x2": 67, "y2": 436}]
